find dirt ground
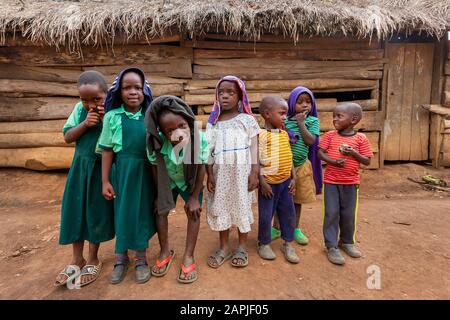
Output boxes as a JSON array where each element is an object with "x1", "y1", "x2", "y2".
[{"x1": 0, "y1": 163, "x2": 449, "y2": 300}]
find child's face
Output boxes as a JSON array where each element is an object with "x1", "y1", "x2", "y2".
[
  {"x1": 295, "y1": 93, "x2": 312, "y2": 115},
  {"x1": 78, "y1": 84, "x2": 106, "y2": 112},
  {"x1": 332, "y1": 105, "x2": 355, "y2": 131},
  {"x1": 218, "y1": 81, "x2": 240, "y2": 112},
  {"x1": 159, "y1": 112, "x2": 190, "y2": 147},
  {"x1": 121, "y1": 72, "x2": 144, "y2": 109},
  {"x1": 264, "y1": 103, "x2": 288, "y2": 129}
]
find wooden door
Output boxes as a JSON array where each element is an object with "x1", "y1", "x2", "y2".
[{"x1": 384, "y1": 42, "x2": 434, "y2": 161}]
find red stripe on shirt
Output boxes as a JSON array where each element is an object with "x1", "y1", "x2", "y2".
[{"x1": 319, "y1": 130, "x2": 373, "y2": 185}]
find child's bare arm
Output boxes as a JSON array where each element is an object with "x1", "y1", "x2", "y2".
[
  {"x1": 101, "y1": 150, "x2": 115, "y2": 200},
  {"x1": 259, "y1": 174, "x2": 273, "y2": 198},
  {"x1": 296, "y1": 112, "x2": 316, "y2": 146},
  {"x1": 342, "y1": 147, "x2": 371, "y2": 166},
  {"x1": 185, "y1": 164, "x2": 206, "y2": 220},
  {"x1": 206, "y1": 164, "x2": 215, "y2": 193},
  {"x1": 318, "y1": 148, "x2": 345, "y2": 167},
  {"x1": 248, "y1": 134, "x2": 260, "y2": 191},
  {"x1": 64, "y1": 109, "x2": 100, "y2": 144},
  {"x1": 288, "y1": 165, "x2": 296, "y2": 195}
]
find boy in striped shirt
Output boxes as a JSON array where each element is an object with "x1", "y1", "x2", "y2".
[
  {"x1": 318, "y1": 102, "x2": 373, "y2": 265},
  {"x1": 257, "y1": 96, "x2": 299, "y2": 264}
]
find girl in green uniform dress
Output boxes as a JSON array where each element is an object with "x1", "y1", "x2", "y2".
[
  {"x1": 55, "y1": 71, "x2": 114, "y2": 288},
  {"x1": 99, "y1": 68, "x2": 156, "y2": 284}
]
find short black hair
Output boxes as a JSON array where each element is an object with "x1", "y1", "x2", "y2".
[
  {"x1": 77, "y1": 70, "x2": 108, "y2": 93},
  {"x1": 336, "y1": 102, "x2": 363, "y2": 121},
  {"x1": 259, "y1": 96, "x2": 287, "y2": 116}
]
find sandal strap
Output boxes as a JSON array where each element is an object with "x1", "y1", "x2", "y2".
[
  {"x1": 155, "y1": 250, "x2": 175, "y2": 268},
  {"x1": 232, "y1": 250, "x2": 248, "y2": 261},
  {"x1": 181, "y1": 263, "x2": 197, "y2": 274}
]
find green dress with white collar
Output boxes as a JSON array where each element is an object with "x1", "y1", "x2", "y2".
[
  {"x1": 98, "y1": 105, "x2": 156, "y2": 253},
  {"x1": 59, "y1": 102, "x2": 115, "y2": 245}
]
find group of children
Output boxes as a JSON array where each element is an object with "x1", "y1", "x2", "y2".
[{"x1": 54, "y1": 68, "x2": 373, "y2": 288}]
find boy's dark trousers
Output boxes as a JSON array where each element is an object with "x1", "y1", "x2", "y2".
[
  {"x1": 258, "y1": 178, "x2": 296, "y2": 245},
  {"x1": 323, "y1": 183, "x2": 359, "y2": 248}
]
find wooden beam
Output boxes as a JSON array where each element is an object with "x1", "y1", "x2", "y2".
[
  {"x1": 0, "y1": 132, "x2": 71, "y2": 148},
  {"x1": 0, "y1": 147, "x2": 74, "y2": 170},
  {"x1": 185, "y1": 40, "x2": 380, "y2": 51},
  {"x1": 194, "y1": 49, "x2": 384, "y2": 61},
  {"x1": 194, "y1": 58, "x2": 385, "y2": 69},
  {"x1": 0, "y1": 120, "x2": 66, "y2": 134},
  {"x1": 0, "y1": 79, "x2": 184, "y2": 97},
  {"x1": 193, "y1": 66, "x2": 382, "y2": 80},
  {"x1": 186, "y1": 79, "x2": 378, "y2": 92},
  {"x1": 0, "y1": 45, "x2": 193, "y2": 67},
  {"x1": 0, "y1": 97, "x2": 76, "y2": 121}
]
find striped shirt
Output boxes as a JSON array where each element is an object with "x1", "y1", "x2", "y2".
[
  {"x1": 259, "y1": 129, "x2": 293, "y2": 184},
  {"x1": 319, "y1": 130, "x2": 373, "y2": 185},
  {"x1": 285, "y1": 116, "x2": 320, "y2": 167}
]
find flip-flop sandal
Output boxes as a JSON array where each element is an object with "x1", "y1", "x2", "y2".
[
  {"x1": 54, "y1": 263, "x2": 85, "y2": 287},
  {"x1": 79, "y1": 262, "x2": 103, "y2": 287},
  {"x1": 231, "y1": 249, "x2": 248, "y2": 268},
  {"x1": 177, "y1": 262, "x2": 198, "y2": 284},
  {"x1": 151, "y1": 250, "x2": 175, "y2": 277},
  {"x1": 207, "y1": 249, "x2": 232, "y2": 269}
]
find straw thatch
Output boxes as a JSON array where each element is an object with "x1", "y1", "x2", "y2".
[{"x1": 1, "y1": 0, "x2": 449, "y2": 49}]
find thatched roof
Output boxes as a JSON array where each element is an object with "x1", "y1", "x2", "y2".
[{"x1": 1, "y1": 0, "x2": 449, "y2": 48}]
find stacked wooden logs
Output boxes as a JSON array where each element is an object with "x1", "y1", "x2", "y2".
[
  {"x1": 0, "y1": 35, "x2": 190, "y2": 170},
  {"x1": 0, "y1": 33, "x2": 384, "y2": 170},
  {"x1": 186, "y1": 34, "x2": 384, "y2": 168}
]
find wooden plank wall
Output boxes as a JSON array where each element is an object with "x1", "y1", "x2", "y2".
[
  {"x1": 187, "y1": 34, "x2": 384, "y2": 169},
  {"x1": 0, "y1": 33, "x2": 384, "y2": 170},
  {"x1": 384, "y1": 42, "x2": 434, "y2": 161}
]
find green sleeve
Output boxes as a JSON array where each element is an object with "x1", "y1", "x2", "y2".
[
  {"x1": 62, "y1": 102, "x2": 83, "y2": 135},
  {"x1": 306, "y1": 116, "x2": 320, "y2": 137},
  {"x1": 147, "y1": 148, "x2": 157, "y2": 165},
  {"x1": 98, "y1": 111, "x2": 115, "y2": 150},
  {"x1": 199, "y1": 132, "x2": 209, "y2": 164}
]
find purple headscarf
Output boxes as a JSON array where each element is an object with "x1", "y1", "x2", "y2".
[
  {"x1": 287, "y1": 86, "x2": 323, "y2": 195},
  {"x1": 207, "y1": 75, "x2": 252, "y2": 125}
]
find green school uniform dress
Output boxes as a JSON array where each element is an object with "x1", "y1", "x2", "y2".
[
  {"x1": 98, "y1": 105, "x2": 156, "y2": 253},
  {"x1": 147, "y1": 131, "x2": 209, "y2": 203},
  {"x1": 59, "y1": 102, "x2": 115, "y2": 245}
]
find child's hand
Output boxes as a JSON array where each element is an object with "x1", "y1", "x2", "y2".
[
  {"x1": 184, "y1": 197, "x2": 201, "y2": 221},
  {"x1": 288, "y1": 178, "x2": 296, "y2": 195},
  {"x1": 295, "y1": 110, "x2": 308, "y2": 123},
  {"x1": 332, "y1": 158, "x2": 346, "y2": 167},
  {"x1": 340, "y1": 145, "x2": 355, "y2": 157},
  {"x1": 102, "y1": 181, "x2": 116, "y2": 200},
  {"x1": 248, "y1": 172, "x2": 259, "y2": 191},
  {"x1": 83, "y1": 109, "x2": 101, "y2": 127},
  {"x1": 96, "y1": 104, "x2": 105, "y2": 120},
  {"x1": 207, "y1": 176, "x2": 215, "y2": 193},
  {"x1": 260, "y1": 180, "x2": 273, "y2": 199}
]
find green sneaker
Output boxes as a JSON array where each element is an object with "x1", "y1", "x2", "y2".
[
  {"x1": 294, "y1": 228, "x2": 309, "y2": 245},
  {"x1": 271, "y1": 227, "x2": 281, "y2": 241}
]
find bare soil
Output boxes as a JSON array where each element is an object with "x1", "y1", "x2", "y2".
[{"x1": 0, "y1": 163, "x2": 449, "y2": 300}]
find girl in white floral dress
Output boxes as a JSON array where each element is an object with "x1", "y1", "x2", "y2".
[{"x1": 206, "y1": 75, "x2": 260, "y2": 268}]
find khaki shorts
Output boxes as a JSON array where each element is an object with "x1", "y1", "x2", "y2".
[{"x1": 294, "y1": 160, "x2": 316, "y2": 204}]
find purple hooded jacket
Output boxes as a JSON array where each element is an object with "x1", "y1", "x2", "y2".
[{"x1": 286, "y1": 86, "x2": 323, "y2": 195}]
